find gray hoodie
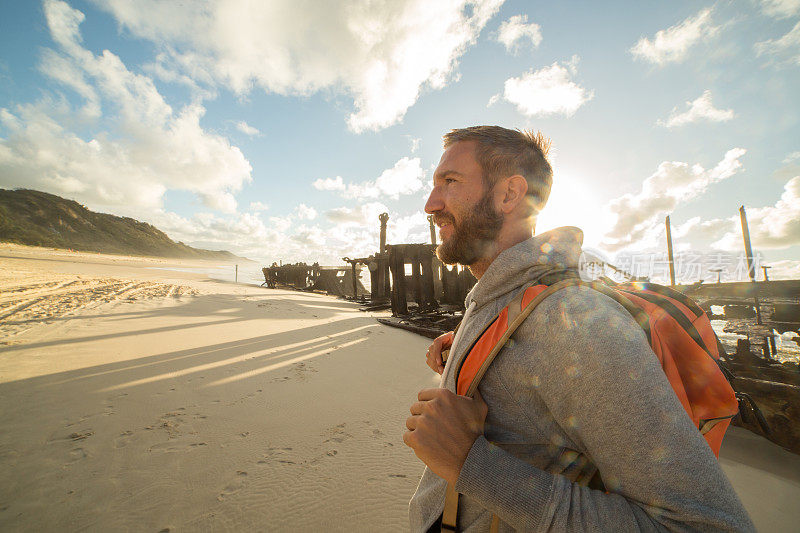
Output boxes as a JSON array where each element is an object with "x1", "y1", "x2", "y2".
[{"x1": 409, "y1": 227, "x2": 753, "y2": 532}]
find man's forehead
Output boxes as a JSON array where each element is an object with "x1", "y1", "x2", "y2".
[{"x1": 434, "y1": 140, "x2": 480, "y2": 177}]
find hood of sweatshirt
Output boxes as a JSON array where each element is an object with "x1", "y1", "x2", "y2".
[{"x1": 465, "y1": 226, "x2": 584, "y2": 311}]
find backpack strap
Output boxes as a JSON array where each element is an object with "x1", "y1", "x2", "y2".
[
  {"x1": 458, "y1": 278, "x2": 581, "y2": 397},
  {"x1": 441, "y1": 278, "x2": 580, "y2": 533}
]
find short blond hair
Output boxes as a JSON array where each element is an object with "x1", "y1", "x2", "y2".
[{"x1": 443, "y1": 126, "x2": 552, "y2": 215}]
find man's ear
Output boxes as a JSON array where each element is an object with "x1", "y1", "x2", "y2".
[{"x1": 498, "y1": 175, "x2": 528, "y2": 214}]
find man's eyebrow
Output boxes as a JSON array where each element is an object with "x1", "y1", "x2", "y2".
[{"x1": 434, "y1": 170, "x2": 463, "y2": 179}]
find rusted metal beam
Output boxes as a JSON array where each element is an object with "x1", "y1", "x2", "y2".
[
  {"x1": 427, "y1": 214, "x2": 437, "y2": 246},
  {"x1": 665, "y1": 215, "x2": 676, "y2": 286}
]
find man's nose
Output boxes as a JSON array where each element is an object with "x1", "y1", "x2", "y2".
[{"x1": 425, "y1": 187, "x2": 443, "y2": 214}]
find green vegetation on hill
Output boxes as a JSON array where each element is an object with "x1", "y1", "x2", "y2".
[{"x1": 0, "y1": 189, "x2": 248, "y2": 261}]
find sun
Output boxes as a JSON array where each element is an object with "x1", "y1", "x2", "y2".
[{"x1": 535, "y1": 171, "x2": 611, "y2": 249}]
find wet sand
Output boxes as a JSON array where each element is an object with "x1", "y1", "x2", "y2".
[{"x1": 0, "y1": 244, "x2": 797, "y2": 531}]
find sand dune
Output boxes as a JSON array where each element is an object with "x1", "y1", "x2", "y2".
[{"x1": 0, "y1": 244, "x2": 797, "y2": 531}]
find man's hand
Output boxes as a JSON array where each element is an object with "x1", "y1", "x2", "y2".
[
  {"x1": 426, "y1": 331, "x2": 454, "y2": 374},
  {"x1": 403, "y1": 388, "x2": 488, "y2": 485}
]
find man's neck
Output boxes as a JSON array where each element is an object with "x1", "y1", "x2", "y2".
[{"x1": 468, "y1": 224, "x2": 533, "y2": 279}]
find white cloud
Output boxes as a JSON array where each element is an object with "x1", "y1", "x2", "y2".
[
  {"x1": 630, "y1": 8, "x2": 718, "y2": 65},
  {"x1": 369, "y1": 157, "x2": 426, "y2": 198},
  {"x1": 249, "y1": 201, "x2": 269, "y2": 212},
  {"x1": 755, "y1": 21, "x2": 800, "y2": 66},
  {"x1": 153, "y1": 209, "x2": 273, "y2": 259},
  {"x1": 710, "y1": 176, "x2": 800, "y2": 250},
  {"x1": 760, "y1": 0, "x2": 800, "y2": 18},
  {"x1": 315, "y1": 157, "x2": 425, "y2": 200},
  {"x1": 0, "y1": 0, "x2": 251, "y2": 216},
  {"x1": 494, "y1": 57, "x2": 593, "y2": 117},
  {"x1": 93, "y1": 0, "x2": 505, "y2": 133},
  {"x1": 784, "y1": 151, "x2": 800, "y2": 164},
  {"x1": 326, "y1": 202, "x2": 389, "y2": 226},
  {"x1": 313, "y1": 175, "x2": 346, "y2": 191},
  {"x1": 496, "y1": 14, "x2": 542, "y2": 53},
  {"x1": 658, "y1": 90, "x2": 735, "y2": 128},
  {"x1": 601, "y1": 148, "x2": 747, "y2": 251},
  {"x1": 268, "y1": 215, "x2": 292, "y2": 233},
  {"x1": 294, "y1": 203, "x2": 317, "y2": 220},
  {"x1": 764, "y1": 259, "x2": 800, "y2": 280},
  {"x1": 146, "y1": 199, "x2": 433, "y2": 265},
  {"x1": 235, "y1": 120, "x2": 261, "y2": 137},
  {"x1": 409, "y1": 136, "x2": 421, "y2": 153},
  {"x1": 388, "y1": 211, "x2": 431, "y2": 244}
]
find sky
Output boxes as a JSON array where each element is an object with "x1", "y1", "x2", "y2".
[{"x1": 1, "y1": 0, "x2": 799, "y2": 282}]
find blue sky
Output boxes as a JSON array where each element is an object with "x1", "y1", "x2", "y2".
[{"x1": 1, "y1": 0, "x2": 799, "y2": 281}]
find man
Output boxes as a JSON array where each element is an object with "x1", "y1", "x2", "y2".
[{"x1": 403, "y1": 126, "x2": 753, "y2": 532}]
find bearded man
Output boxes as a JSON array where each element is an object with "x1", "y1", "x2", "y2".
[{"x1": 403, "y1": 126, "x2": 753, "y2": 532}]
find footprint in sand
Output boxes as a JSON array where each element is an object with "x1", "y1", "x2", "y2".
[
  {"x1": 258, "y1": 447, "x2": 294, "y2": 465},
  {"x1": 66, "y1": 447, "x2": 88, "y2": 464},
  {"x1": 68, "y1": 431, "x2": 94, "y2": 441},
  {"x1": 149, "y1": 441, "x2": 207, "y2": 453},
  {"x1": 114, "y1": 430, "x2": 134, "y2": 449},
  {"x1": 322, "y1": 423, "x2": 352, "y2": 444},
  {"x1": 217, "y1": 472, "x2": 247, "y2": 501}
]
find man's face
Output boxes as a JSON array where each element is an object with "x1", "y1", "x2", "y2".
[{"x1": 425, "y1": 141, "x2": 504, "y2": 266}]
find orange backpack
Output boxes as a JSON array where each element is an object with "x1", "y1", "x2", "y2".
[
  {"x1": 454, "y1": 276, "x2": 739, "y2": 453},
  {"x1": 440, "y1": 276, "x2": 739, "y2": 532}
]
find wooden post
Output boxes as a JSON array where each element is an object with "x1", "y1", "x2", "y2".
[
  {"x1": 388, "y1": 246, "x2": 407, "y2": 316},
  {"x1": 379, "y1": 213, "x2": 390, "y2": 299},
  {"x1": 427, "y1": 215, "x2": 437, "y2": 246},
  {"x1": 411, "y1": 250, "x2": 423, "y2": 309},
  {"x1": 665, "y1": 216, "x2": 676, "y2": 286},
  {"x1": 421, "y1": 246, "x2": 435, "y2": 310},
  {"x1": 379, "y1": 213, "x2": 389, "y2": 253},
  {"x1": 351, "y1": 262, "x2": 358, "y2": 299}
]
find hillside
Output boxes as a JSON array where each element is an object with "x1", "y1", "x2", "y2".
[{"x1": 0, "y1": 189, "x2": 249, "y2": 262}]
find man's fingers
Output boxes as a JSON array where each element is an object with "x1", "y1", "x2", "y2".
[
  {"x1": 405, "y1": 415, "x2": 418, "y2": 431},
  {"x1": 425, "y1": 331, "x2": 453, "y2": 374},
  {"x1": 418, "y1": 387, "x2": 450, "y2": 401},
  {"x1": 409, "y1": 401, "x2": 425, "y2": 415},
  {"x1": 402, "y1": 430, "x2": 414, "y2": 448}
]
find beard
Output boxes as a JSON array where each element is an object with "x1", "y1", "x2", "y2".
[{"x1": 434, "y1": 191, "x2": 504, "y2": 266}]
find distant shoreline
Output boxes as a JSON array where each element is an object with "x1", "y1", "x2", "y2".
[{"x1": 0, "y1": 240, "x2": 256, "y2": 264}]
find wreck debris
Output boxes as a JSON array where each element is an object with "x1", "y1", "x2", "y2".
[
  {"x1": 427, "y1": 215, "x2": 437, "y2": 246},
  {"x1": 260, "y1": 261, "x2": 366, "y2": 297}
]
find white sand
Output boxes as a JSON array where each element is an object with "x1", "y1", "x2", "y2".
[{"x1": 0, "y1": 243, "x2": 798, "y2": 531}]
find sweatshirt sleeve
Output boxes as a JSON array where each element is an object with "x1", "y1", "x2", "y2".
[{"x1": 454, "y1": 286, "x2": 754, "y2": 532}]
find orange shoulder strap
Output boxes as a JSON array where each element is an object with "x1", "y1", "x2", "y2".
[
  {"x1": 442, "y1": 278, "x2": 580, "y2": 533},
  {"x1": 456, "y1": 278, "x2": 581, "y2": 397}
]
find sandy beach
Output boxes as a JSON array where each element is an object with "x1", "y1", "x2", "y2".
[{"x1": 1, "y1": 243, "x2": 798, "y2": 531}]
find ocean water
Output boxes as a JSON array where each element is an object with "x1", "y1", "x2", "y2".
[{"x1": 148, "y1": 264, "x2": 267, "y2": 285}]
